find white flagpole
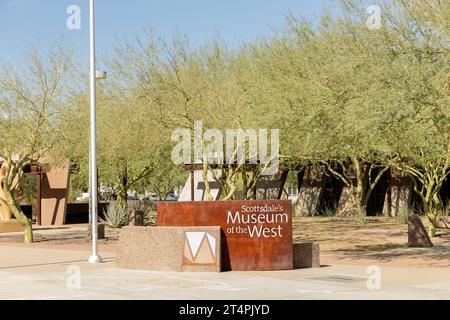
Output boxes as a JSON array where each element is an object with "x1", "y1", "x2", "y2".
[{"x1": 88, "y1": 0, "x2": 102, "y2": 264}]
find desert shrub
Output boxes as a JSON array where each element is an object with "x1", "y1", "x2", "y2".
[
  {"x1": 128, "y1": 200, "x2": 157, "y2": 226},
  {"x1": 100, "y1": 203, "x2": 129, "y2": 228}
]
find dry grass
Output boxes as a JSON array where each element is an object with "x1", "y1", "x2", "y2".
[
  {"x1": 294, "y1": 216, "x2": 450, "y2": 267},
  {"x1": 294, "y1": 217, "x2": 408, "y2": 252}
]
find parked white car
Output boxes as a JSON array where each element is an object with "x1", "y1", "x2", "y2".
[{"x1": 76, "y1": 193, "x2": 90, "y2": 203}]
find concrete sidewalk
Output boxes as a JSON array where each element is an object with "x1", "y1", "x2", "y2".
[{"x1": 1, "y1": 244, "x2": 450, "y2": 300}]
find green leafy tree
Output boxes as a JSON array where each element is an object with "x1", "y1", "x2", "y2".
[{"x1": 0, "y1": 47, "x2": 73, "y2": 242}]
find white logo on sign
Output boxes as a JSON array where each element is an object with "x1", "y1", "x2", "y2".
[
  {"x1": 206, "y1": 233, "x2": 216, "y2": 257},
  {"x1": 185, "y1": 232, "x2": 216, "y2": 257}
]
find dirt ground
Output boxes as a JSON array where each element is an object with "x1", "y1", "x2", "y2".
[
  {"x1": 294, "y1": 216, "x2": 450, "y2": 267},
  {"x1": 0, "y1": 224, "x2": 119, "y2": 253},
  {"x1": 1, "y1": 217, "x2": 450, "y2": 268}
]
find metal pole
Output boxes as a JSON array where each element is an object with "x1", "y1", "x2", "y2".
[{"x1": 88, "y1": 0, "x2": 102, "y2": 264}]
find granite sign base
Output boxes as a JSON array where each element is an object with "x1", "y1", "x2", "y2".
[
  {"x1": 115, "y1": 226, "x2": 221, "y2": 272},
  {"x1": 0, "y1": 220, "x2": 24, "y2": 233},
  {"x1": 293, "y1": 242, "x2": 320, "y2": 269}
]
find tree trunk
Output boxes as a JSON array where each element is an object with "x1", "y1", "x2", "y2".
[
  {"x1": 354, "y1": 161, "x2": 367, "y2": 223},
  {"x1": 353, "y1": 190, "x2": 367, "y2": 224},
  {"x1": 426, "y1": 198, "x2": 442, "y2": 238},
  {"x1": 336, "y1": 160, "x2": 368, "y2": 221},
  {"x1": 117, "y1": 164, "x2": 128, "y2": 209},
  {"x1": 202, "y1": 154, "x2": 213, "y2": 201},
  {"x1": 428, "y1": 217, "x2": 437, "y2": 237},
  {"x1": 4, "y1": 188, "x2": 33, "y2": 243},
  {"x1": 418, "y1": 181, "x2": 443, "y2": 238}
]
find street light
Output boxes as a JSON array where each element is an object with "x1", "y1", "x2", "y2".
[
  {"x1": 96, "y1": 70, "x2": 107, "y2": 79},
  {"x1": 88, "y1": 0, "x2": 102, "y2": 264}
]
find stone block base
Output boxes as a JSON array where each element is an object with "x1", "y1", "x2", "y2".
[
  {"x1": 116, "y1": 226, "x2": 221, "y2": 272},
  {"x1": 0, "y1": 220, "x2": 24, "y2": 233},
  {"x1": 293, "y1": 242, "x2": 320, "y2": 269}
]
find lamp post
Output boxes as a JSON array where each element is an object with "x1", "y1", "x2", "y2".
[{"x1": 88, "y1": 0, "x2": 102, "y2": 264}]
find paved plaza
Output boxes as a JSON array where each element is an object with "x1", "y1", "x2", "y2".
[{"x1": 1, "y1": 244, "x2": 450, "y2": 300}]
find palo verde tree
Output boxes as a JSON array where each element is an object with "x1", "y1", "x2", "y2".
[
  {"x1": 65, "y1": 35, "x2": 180, "y2": 209},
  {"x1": 0, "y1": 46, "x2": 73, "y2": 243},
  {"x1": 129, "y1": 32, "x2": 272, "y2": 200},
  {"x1": 65, "y1": 84, "x2": 166, "y2": 208},
  {"x1": 380, "y1": 0, "x2": 450, "y2": 236},
  {"x1": 246, "y1": 0, "x2": 449, "y2": 223},
  {"x1": 246, "y1": 12, "x2": 397, "y2": 221},
  {"x1": 136, "y1": 145, "x2": 187, "y2": 200}
]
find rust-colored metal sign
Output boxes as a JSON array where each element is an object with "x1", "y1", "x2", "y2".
[{"x1": 157, "y1": 200, "x2": 293, "y2": 271}]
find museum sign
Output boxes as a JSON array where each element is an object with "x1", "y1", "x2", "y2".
[{"x1": 158, "y1": 200, "x2": 293, "y2": 271}]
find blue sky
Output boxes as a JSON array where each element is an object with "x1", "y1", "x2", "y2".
[{"x1": 0, "y1": 0, "x2": 336, "y2": 65}]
